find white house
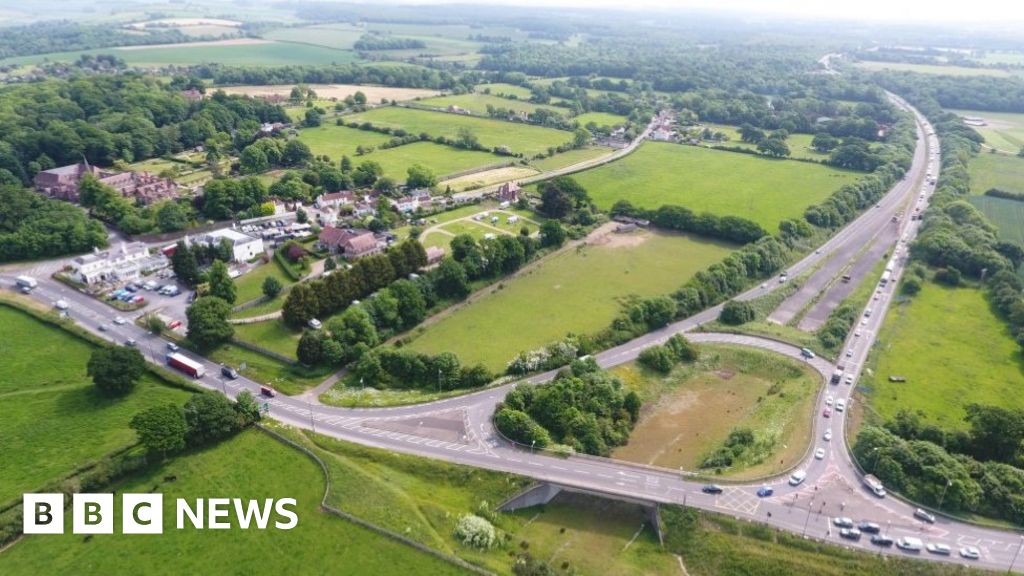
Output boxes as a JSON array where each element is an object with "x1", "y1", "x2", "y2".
[
  {"x1": 195, "y1": 228, "x2": 265, "y2": 262},
  {"x1": 70, "y1": 242, "x2": 166, "y2": 285},
  {"x1": 316, "y1": 190, "x2": 355, "y2": 209}
]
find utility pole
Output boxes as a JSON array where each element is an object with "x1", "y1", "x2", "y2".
[
  {"x1": 1009, "y1": 535, "x2": 1024, "y2": 574},
  {"x1": 802, "y1": 498, "x2": 815, "y2": 537},
  {"x1": 937, "y1": 478, "x2": 952, "y2": 510}
]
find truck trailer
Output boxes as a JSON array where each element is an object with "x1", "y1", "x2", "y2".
[
  {"x1": 15, "y1": 275, "x2": 37, "y2": 289},
  {"x1": 166, "y1": 352, "x2": 206, "y2": 378},
  {"x1": 863, "y1": 474, "x2": 886, "y2": 497}
]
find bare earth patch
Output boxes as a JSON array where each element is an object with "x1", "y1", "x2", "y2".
[
  {"x1": 439, "y1": 166, "x2": 539, "y2": 192},
  {"x1": 590, "y1": 229, "x2": 650, "y2": 249},
  {"x1": 116, "y1": 38, "x2": 272, "y2": 51},
  {"x1": 218, "y1": 84, "x2": 442, "y2": 103}
]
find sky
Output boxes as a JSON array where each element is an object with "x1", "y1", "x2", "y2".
[{"x1": 426, "y1": 0, "x2": 1024, "y2": 24}]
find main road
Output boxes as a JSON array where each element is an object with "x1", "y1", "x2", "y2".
[{"x1": 5, "y1": 95, "x2": 1023, "y2": 571}]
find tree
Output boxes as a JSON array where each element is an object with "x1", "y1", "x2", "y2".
[
  {"x1": 239, "y1": 144, "x2": 269, "y2": 174},
  {"x1": 572, "y1": 127, "x2": 592, "y2": 147},
  {"x1": 540, "y1": 220, "x2": 567, "y2": 248},
  {"x1": 965, "y1": 404, "x2": 1024, "y2": 463},
  {"x1": 155, "y1": 201, "x2": 189, "y2": 232},
  {"x1": 283, "y1": 139, "x2": 313, "y2": 166},
  {"x1": 638, "y1": 346, "x2": 676, "y2": 373},
  {"x1": 454, "y1": 515, "x2": 497, "y2": 549},
  {"x1": 296, "y1": 207, "x2": 308, "y2": 224},
  {"x1": 353, "y1": 91, "x2": 367, "y2": 105},
  {"x1": 434, "y1": 257, "x2": 470, "y2": 299},
  {"x1": 538, "y1": 177, "x2": 590, "y2": 220},
  {"x1": 738, "y1": 123, "x2": 765, "y2": 144},
  {"x1": 390, "y1": 279, "x2": 427, "y2": 327},
  {"x1": 901, "y1": 276, "x2": 922, "y2": 296},
  {"x1": 262, "y1": 276, "x2": 282, "y2": 299},
  {"x1": 406, "y1": 164, "x2": 437, "y2": 188},
  {"x1": 183, "y1": 391, "x2": 242, "y2": 447},
  {"x1": 87, "y1": 346, "x2": 145, "y2": 396},
  {"x1": 352, "y1": 161, "x2": 383, "y2": 188},
  {"x1": 812, "y1": 132, "x2": 840, "y2": 153},
  {"x1": 130, "y1": 404, "x2": 187, "y2": 457},
  {"x1": 304, "y1": 108, "x2": 322, "y2": 128},
  {"x1": 455, "y1": 126, "x2": 479, "y2": 149},
  {"x1": 324, "y1": 256, "x2": 337, "y2": 271},
  {"x1": 186, "y1": 296, "x2": 234, "y2": 350},
  {"x1": 757, "y1": 137, "x2": 790, "y2": 158},
  {"x1": 171, "y1": 241, "x2": 199, "y2": 286},
  {"x1": 297, "y1": 330, "x2": 325, "y2": 365},
  {"x1": 145, "y1": 314, "x2": 166, "y2": 334},
  {"x1": 282, "y1": 283, "x2": 320, "y2": 327},
  {"x1": 207, "y1": 259, "x2": 237, "y2": 304},
  {"x1": 340, "y1": 155, "x2": 353, "y2": 173},
  {"x1": 719, "y1": 300, "x2": 756, "y2": 325}
]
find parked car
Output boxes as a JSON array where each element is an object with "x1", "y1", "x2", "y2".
[
  {"x1": 832, "y1": 517, "x2": 854, "y2": 528},
  {"x1": 756, "y1": 486, "x2": 773, "y2": 497},
  {"x1": 308, "y1": 318, "x2": 323, "y2": 330},
  {"x1": 914, "y1": 509, "x2": 936, "y2": 524},
  {"x1": 959, "y1": 546, "x2": 981, "y2": 560},
  {"x1": 926, "y1": 543, "x2": 951, "y2": 556},
  {"x1": 857, "y1": 522, "x2": 881, "y2": 534},
  {"x1": 701, "y1": 485, "x2": 724, "y2": 494}
]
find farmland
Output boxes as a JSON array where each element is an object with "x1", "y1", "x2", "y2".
[
  {"x1": 854, "y1": 60, "x2": 1013, "y2": 77},
  {"x1": 699, "y1": 123, "x2": 826, "y2": 161},
  {"x1": 529, "y1": 146, "x2": 613, "y2": 171},
  {"x1": 0, "y1": 305, "x2": 191, "y2": 504},
  {"x1": 404, "y1": 229, "x2": 734, "y2": 371},
  {"x1": 0, "y1": 430, "x2": 465, "y2": 575},
  {"x1": 611, "y1": 345, "x2": 818, "y2": 479},
  {"x1": 296, "y1": 124, "x2": 395, "y2": 161},
  {"x1": 951, "y1": 109, "x2": 1024, "y2": 153},
  {"x1": 219, "y1": 83, "x2": 441, "y2": 103},
  {"x1": 969, "y1": 195, "x2": 1024, "y2": 245},
  {"x1": 967, "y1": 151, "x2": 1024, "y2": 194},
  {"x1": 417, "y1": 93, "x2": 566, "y2": 116},
  {"x1": 476, "y1": 83, "x2": 534, "y2": 99},
  {"x1": 860, "y1": 282, "x2": 1024, "y2": 431},
  {"x1": 571, "y1": 142, "x2": 857, "y2": 229},
  {"x1": 573, "y1": 111, "x2": 629, "y2": 128},
  {"x1": 346, "y1": 106, "x2": 574, "y2": 157},
  {"x1": 439, "y1": 165, "x2": 539, "y2": 192},
  {"x1": 262, "y1": 23, "x2": 365, "y2": 50}
]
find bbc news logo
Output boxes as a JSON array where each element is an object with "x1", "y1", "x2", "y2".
[{"x1": 23, "y1": 494, "x2": 298, "y2": 534}]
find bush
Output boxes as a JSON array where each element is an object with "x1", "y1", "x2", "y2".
[
  {"x1": 638, "y1": 346, "x2": 676, "y2": 373},
  {"x1": 719, "y1": 300, "x2": 756, "y2": 325},
  {"x1": 454, "y1": 514, "x2": 498, "y2": 549}
]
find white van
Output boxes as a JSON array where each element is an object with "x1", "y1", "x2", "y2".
[
  {"x1": 789, "y1": 469, "x2": 807, "y2": 486},
  {"x1": 897, "y1": 537, "x2": 924, "y2": 551}
]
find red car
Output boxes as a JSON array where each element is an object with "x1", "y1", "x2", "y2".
[{"x1": 823, "y1": 407, "x2": 832, "y2": 418}]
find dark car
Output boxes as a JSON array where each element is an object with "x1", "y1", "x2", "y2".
[
  {"x1": 871, "y1": 535, "x2": 894, "y2": 547},
  {"x1": 857, "y1": 522, "x2": 881, "y2": 534},
  {"x1": 221, "y1": 365, "x2": 239, "y2": 380},
  {"x1": 756, "y1": 486, "x2": 774, "y2": 497},
  {"x1": 702, "y1": 485, "x2": 724, "y2": 494}
]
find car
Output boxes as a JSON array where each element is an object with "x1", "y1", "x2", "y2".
[
  {"x1": 97, "y1": 324, "x2": 108, "y2": 332},
  {"x1": 871, "y1": 535, "x2": 894, "y2": 547},
  {"x1": 832, "y1": 517, "x2": 854, "y2": 528},
  {"x1": 913, "y1": 508, "x2": 936, "y2": 524},
  {"x1": 873, "y1": 293, "x2": 880, "y2": 301},
  {"x1": 166, "y1": 342, "x2": 179, "y2": 352},
  {"x1": 113, "y1": 316, "x2": 126, "y2": 325},
  {"x1": 860, "y1": 318, "x2": 868, "y2": 326},
  {"x1": 825, "y1": 395, "x2": 834, "y2": 406},
  {"x1": 845, "y1": 349, "x2": 853, "y2": 358},
  {"x1": 54, "y1": 300, "x2": 69, "y2": 311},
  {"x1": 926, "y1": 543, "x2": 951, "y2": 556},
  {"x1": 897, "y1": 537, "x2": 924, "y2": 551},
  {"x1": 124, "y1": 338, "x2": 137, "y2": 347},
  {"x1": 823, "y1": 429, "x2": 832, "y2": 441},
  {"x1": 959, "y1": 546, "x2": 981, "y2": 560},
  {"x1": 839, "y1": 528, "x2": 862, "y2": 540},
  {"x1": 789, "y1": 470, "x2": 807, "y2": 486},
  {"x1": 701, "y1": 484, "x2": 724, "y2": 494},
  {"x1": 260, "y1": 385, "x2": 276, "y2": 398},
  {"x1": 308, "y1": 318, "x2": 323, "y2": 330},
  {"x1": 836, "y1": 399, "x2": 846, "y2": 412},
  {"x1": 857, "y1": 522, "x2": 881, "y2": 534},
  {"x1": 760, "y1": 283, "x2": 767, "y2": 289},
  {"x1": 221, "y1": 365, "x2": 239, "y2": 380},
  {"x1": 124, "y1": 285, "x2": 137, "y2": 293},
  {"x1": 756, "y1": 486, "x2": 773, "y2": 497},
  {"x1": 854, "y1": 330, "x2": 862, "y2": 337},
  {"x1": 19, "y1": 285, "x2": 32, "y2": 294},
  {"x1": 844, "y1": 375, "x2": 854, "y2": 385},
  {"x1": 815, "y1": 447, "x2": 825, "y2": 460},
  {"x1": 823, "y1": 407, "x2": 832, "y2": 418}
]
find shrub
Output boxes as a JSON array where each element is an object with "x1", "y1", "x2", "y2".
[
  {"x1": 454, "y1": 514, "x2": 498, "y2": 549},
  {"x1": 719, "y1": 300, "x2": 756, "y2": 325}
]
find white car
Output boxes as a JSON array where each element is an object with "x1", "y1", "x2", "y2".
[
  {"x1": 823, "y1": 429, "x2": 832, "y2": 441},
  {"x1": 54, "y1": 300, "x2": 69, "y2": 311},
  {"x1": 845, "y1": 349, "x2": 854, "y2": 358},
  {"x1": 854, "y1": 330, "x2": 862, "y2": 337},
  {"x1": 825, "y1": 395, "x2": 834, "y2": 406},
  {"x1": 926, "y1": 543, "x2": 951, "y2": 556},
  {"x1": 836, "y1": 399, "x2": 846, "y2": 412},
  {"x1": 844, "y1": 375, "x2": 854, "y2": 386},
  {"x1": 113, "y1": 316, "x2": 127, "y2": 325},
  {"x1": 959, "y1": 546, "x2": 980, "y2": 560},
  {"x1": 308, "y1": 318, "x2": 322, "y2": 330},
  {"x1": 815, "y1": 447, "x2": 825, "y2": 460}
]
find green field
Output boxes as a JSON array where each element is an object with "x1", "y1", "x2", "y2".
[
  {"x1": 207, "y1": 342, "x2": 332, "y2": 395},
  {"x1": 405, "y1": 229, "x2": 734, "y2": 371},
  {"x1": 573, "y1": 111, "x2": 629, "y2": 128},
  {"x1": 347, "y1": 107, "x2": 574, "y2": 157},
  {"x1": 476, "y1": 83, "x2": 533, "y2": 99},
  {"x1": 2, "y1": 41, "x2": 361, "y2": 67},
  {"x1": 296, "y1": 123, "x2": 395, "y2": 161},
  {"x1": 529, "y1": 146, "x2": 613, "y2": 171},
  {"x1": 968, "y1": 152, "x2": 1024, "y2": 194},
  {"x1": 951, "y1": 109, "x2": 1024, "y2": 153},
  {"x1": 0, "y1": 305, "x2": 191, "y2": 504},
  {"x1": 263, "y1": 23, "x2": 364, "y2": 49},
  {"x1": 234, "y1": 261, "x2": 294, "y2": 305},
  {"x1": 969, "y1": 195, "x2": 1024, "y2": 245},
  {"x1": 572, "y1": 142, "x2": 857, "y2": 229},
  {"x1": 854, "y1": 60, "x2": 1012, "y2": 77},
  {"x1": 612, "y1": 345, "x2": 818, "y2": 479},
  {"x1": 232, "y1": 319, "x2": 301, "y2": 360},
  {"x1": 0, "y1": 429, "x2": 465, "y2": 575},
  {"x1": 972, "y1": 51, "x2": 1024, "y2": 66},
  {"x1": 417, "y1": 93, "x2": 565, "y2": 116},
  {"x1": 861, "y1": 282, "x2": 1024, "y2": 430}
]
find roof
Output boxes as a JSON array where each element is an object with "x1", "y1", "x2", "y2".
[
  {"x1": 320, "y1": 190, "x2": 354, "y2": 202},
  {"x1": 345, "y1": 234, "x2": 379, "y2": 254},
  {"x1": 206, "y1": 228, "x2": 257, "y2": 244}
]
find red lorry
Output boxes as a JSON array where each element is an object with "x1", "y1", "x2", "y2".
[{"x1": 166, "y1": 352, "x2": 206, "y2": 378}]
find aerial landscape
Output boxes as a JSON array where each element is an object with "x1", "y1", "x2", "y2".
[{"x1": 3, "y1": 0, "x2": 1024, "y2": 574}]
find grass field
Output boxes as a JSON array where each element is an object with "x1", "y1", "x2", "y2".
[
  {"x1": 233, "y1": 260, "x2": 294, "y2": 305},
  {"x1": 860, "y1": 282, "x2": 1024, "y2": 430},
  {"x1": 0, "y1": 429, "x2": 465, "y2": 575},
  {"x1": 611, "y1": 345, "x2": 818, "y2": 478},
  {"x1": 950, "y1": 109, "x2": 1024, "y2": 153},
  {"x1": 222, "y1": 84, "x2": 440, "y2": 104},
  {"x1": 263, "y1": 23, "x2": 364, "y2": 50},
  {"x1": 854, "y1": 60, "x2": 1012, "y2": 77},
  {"x1": 404, "y1": 229, "x2": 733, "y2": 371},
  {"x1": 529, "y1": 146, "x2": 614, "y2": 171},
  {"x1": 439, "y1": 165, "x2": 539, "y2": 192},
  {"x1": 969, "y1": 195, "x2": 1024, "y2": 246},
  {"x1": 347, "y1": 107, "x2": 574, "y2": 157},
  {"x1": 572, "y1": 142, "x2": 857, "y2": 229},
  {"x1": 968, "y1": 151, "x2": 1024, "y2": 194},
  {"x1": 700, "y1": 123, "x2": 826, "y2": 161},
  {"x1": 296, "y1": 123, "x2": 395, "y2": 161},
  {"x1": 573, "y1": 111, "x2": 629, "y2": 128},
  {"x1": 207, "y1": 342, "x2": 332, "y2": 395},
  {"x1": 476, "y1": 83, "x2": 534, "y2": 99},
  {"x1": 232, "y1": 319, "x2": 301, "y2": 360},
  {"x1": 417, "y1": 93, "x2": 565, "y2": 116},
  {"x1": 0, "y1": 305, "x2": 191, "y2": 504},
  {"x1": 972, "y1": 51, "x2": 1024, "y2": 66}
]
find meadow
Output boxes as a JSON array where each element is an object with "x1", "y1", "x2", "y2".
[
  {"x1": 220, "y1": 84, "x2": 440, "y2": 103},
  {"x1": 967, "y1": 151, "x2": 1024, "y2": 194},
  {"x1": 476, "y1": 82, "x2": 534, "y2": 99},
  {"x1": 262, "y1": 22, "x2": 364, "y2": 49},
  {"x1": 572, "y1": 142, "x2": 857, "y2": 229},
  {"x1": 969, "y1": 195, "x2": 1024, "y2": 245},
  {"x1": 861, "y1": 282, "x2": 1024, "y2": 430},
  {"x1": 404, "y1": 229, "x2": 734, "y2": 371},
  {"x1": 3, "y1": 40, "x2": 360, "y2": 67},
  {"x1": 232, "y1": 319, "x2": 301, "y2": 360},
  {"x1": 701, "y1": 123, "x2": 826, "y2": 161},
  {"x1": 233, "y1": 260, "x2": 294, "y2": 305},
  {"x1": 439, "y1": 165, "x2": 539, "y2": 192},
  {"x1": 0, "y1": 305, "x2": 191, "y2": 504},
  {"x1": 854, "y1": 60, "x2": 1012, "y2": 77},
  {"x1": 347, "y1": 106, "x2": 574, "y2": 157},
  {"x1": 573, "y1": 111, "x2": 629, "y2": 128},
  {"x1": 611, "y1": 345, "x2": 818, "y2": 479},
  {"x1": 417, "y1": 93, "x2": 565, "y2": 116},
  {"x1": 0, "y1": 430, "x2": 466, "y2": 575},
  {"x1": 529, "y1": 145, "x2": 613, "y2": 171},
  {"x1": 950, "y1": 109, "x2": 1024, "y2": 153}
]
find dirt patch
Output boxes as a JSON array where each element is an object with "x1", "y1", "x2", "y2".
[
  {"x1": 219, "y1": 84, "x2": 441, "y2": 103},
  {"x1": 116, "y1": 38, "x2": 271, "y2": 51},
  {"x1": 587, "y1": 226, "x2": 651, "y2": 249},
  {"x1": 440, "y1": 166, "x2": 539, "y2": 192},
  {"x1": 714, "y1": 369, "x2": 735, "y2": 380}
]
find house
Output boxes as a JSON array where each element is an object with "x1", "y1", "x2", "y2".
[
  {"x1": 70, "y1": 242, "x2": 166, "y2": 285},
  {"x1": 353, "y1": 201, "x2": 376, "y2": 217},
  {"x1": 316, "y1": 190, "x2": 355, "y2": 209},
  {"x1": 33, "y1": 162, "x2": 180, "y2": 204},
  {"x1": 497, "y1": 181, "x2": 520, "y2": 203},
  {"x1": 391, "y1": 195, "x2": 421, "y2": 213},
  {"x1": 318, "y1": 226, "x2": 384, "y2": 259},
  {"x1": 425, "y1": 246, "x2": 445, "y2": 266},
  {"x1": 180, "y1": 88, "x2": 203, "y2": 101},
  {"x1": 447, "y1": 105, "x2": 470, "y2": 115},
  {"x1": 193, "y1": 228, "x2": 265, "y2": 262}
]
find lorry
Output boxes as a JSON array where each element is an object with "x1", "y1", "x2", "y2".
[
  {"x1": 166, "y1": 352, "x2": 205, "y2": 378},
  {"x1": 863, "y1": 474, "x2": 886, "y2": 497},
  {"x1": 15, "y1": 275, "x2": 37, "y2": 290},
  {"x1": 830, "y1": 369, "x2": 843, "y2": 385}
]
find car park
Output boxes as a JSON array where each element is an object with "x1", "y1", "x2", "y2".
[
  {"x1": 702, "y1": 484, "x2": 723, "y2": 494},
  {"x1": 871, "y1": 535, "x2": 894, "y2": 547},
  {"x1": 832, "y1": 517, "x2": 854, "y2": 528},
  {"x1": 756, "y1": 486, "x2": 773, "y2": 497},
  {"x1": 857, "y1": 522, "x2": 880, "y2": 534},
  {"x1": 914, "y1": 508, "x2": 936, "y2": 524},
  {"x1": 839, "y1": 528, "x2": 861, "y2": 540},
  {"x1": 959, "y1": 546, "x2": 980, "y2": 560},
  {"x1": 815, "y1": 448, "x2": 825, "y2": 460}
]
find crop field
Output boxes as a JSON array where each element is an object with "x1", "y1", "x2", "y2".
[
  {"x1": 0, "y1": 306, "x2": 191, "y2": 504},
  {"x1": 573, "y1": 111, "x2": 629, "y2": 128},
  {"x1": 0, "y1": 430, "x2": 465, "y2": 575},
  {"x1": 233, "y1": 260, "x2": 294, "y2": 305},
  {"x1": 572, "y1": 142, "x2": 857, "y2": 229},
  {"x1": 219, "y1": 83, "x2": 440, "y2": 103},
  {"x1": 969, "y1": 195, "x2": 1024, "y2": 245},
  {"x1": 263, "y1": 23, "x2": 365, "y2": 50},
  {"x1": 611, "y1": 345, "x2": 818, "y2": 478},
  {"x1": 971, "y1": 51, "x2": 1024, "y2": 66},
  {"x1": 529, "y1": 146, "x2": 614, "y2": 171},
  {"x1": 417, "y1": 93, "x2": 566, "y2": 116},
  {"x1": 346, "y1": 107, "x2": 574, "y2": 157},
  {"x1": 951, "y1": 109, "x2": 1024, "y2": 153},
  {"x1": 476, "y1": 82, "x2": 534, "y2": 99},
  {"x1": 967, "y1": 151, "x2": 1024, "y2": 194},
  {"x1": 439, "y1": 165, "x2": 539, "y2": 192},
  {"x1": 854, "y1": 60, "x2": 1012, "y2": 77},
  {"x1": 404, "y1": 229, "x2": 734, "y2": 371},
  {"x1": 861, "y1": 283, "x2": 1024, "y2": 430}
]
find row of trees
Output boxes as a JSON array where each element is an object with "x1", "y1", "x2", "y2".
[
  {"x1": 350, "y1": 349, "x2": 493, "y2": 392},
  {"x1": 131, "y1": 391, "x2": 261, "y2": 458},
  {"x1": 610, "y1": 201, "x2": 768, "y2": 245}
]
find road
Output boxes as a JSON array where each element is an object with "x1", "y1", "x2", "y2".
[{"x1": 5, "y1": 96, "x2": 1024, "y2": 571}]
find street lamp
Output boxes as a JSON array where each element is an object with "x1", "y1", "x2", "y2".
[
  {"x1": 937, "y1": 478, "x2": 952, "y2": 511},
  {"x1": 802, "y1": 497, "x2": 815, "y2": 537}
]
